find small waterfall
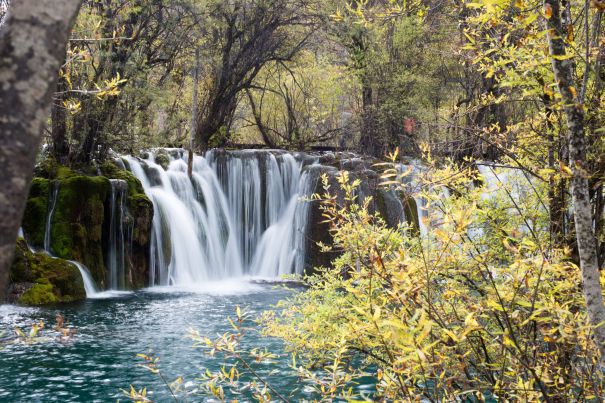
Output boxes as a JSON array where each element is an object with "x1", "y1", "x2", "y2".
[
  {"x1": 43, "y1": 181, "x2": 60, "y2": 253},
  {"x1": 416, "y1": 197, "x2": 429, "y2": 236},
  {"x1": 125, "y1": 150, "x2": 315, "y2": 285},
  {"x1": 70, "y1": 261, "x2": 100, "y2": 297},
  {"x1": 107, "y1": 180, "x2": 128, "y2": 290},
  {"x1": 396, "y1": 163, "x2": 429, "y2": 235},
  {"x1": 35, "y1": 179, "x2": 101, "y2": 298}
]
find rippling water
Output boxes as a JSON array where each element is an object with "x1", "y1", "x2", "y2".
[{"x1": 0, "y1": 281, "x2": 309, "y2": 402}]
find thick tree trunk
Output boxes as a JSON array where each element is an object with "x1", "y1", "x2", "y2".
[
  {"x1": 545, "y1": 0, "x2": 605, "y2": 359},
  {"x1": 0, "y1": 0, "x2": 81, "y2": 301}
]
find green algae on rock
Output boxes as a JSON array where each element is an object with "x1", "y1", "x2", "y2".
[
  {"x1": 9, "y1": 239, "x2": 85, "y2": 305},
  {"x1": 49, "y1": 175, "x2": 110, "y2": 287},
  {"x1": 20, "y1": 157, "x2": 154, "y2": 291},
  {"x1": 22, "y1": 178, "x2": 50, "y2": 247}
]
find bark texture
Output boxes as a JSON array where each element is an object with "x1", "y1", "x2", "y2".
[
  {"x1": 0, "y1": 0, "x2": 82, "y2": 301},
  {"x1": 545, "y1": 0, "x2": 605, "y2": 358}
]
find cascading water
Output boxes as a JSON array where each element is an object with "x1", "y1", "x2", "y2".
[
  {"x1": 124, "y1": 150, "x2": 315, "y2": 286},
  {"x1": 247, "y1": 156, "x2": 314, "y2": 278},
  {"x1": 43, "y1": 181, "x2": 60, "y2": 253},
  {"x1": 38, "y1": 180, "x2": 100, "y2": 298},
  {"x1": 70, "y1": 261, "x2": 100, "y2": 297},
  {"x1": 107, "y1": 179, "x2": 128, "y2": 290}
]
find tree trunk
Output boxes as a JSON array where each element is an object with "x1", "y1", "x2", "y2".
[
  {"x1": 0, "y1": 0, "x2": 81, "y2": 301},
  {"x1": 188, "y1": 48, "x2": 199, "y2": 178},
  {"x1": 545, "y1": 0, "x2": 605, "y2": 359},
  {"x1": 359, "y1": 82, "x2": 376, "y2": 156},
  {"x1": 51, "y1": 75, "x2": 69, "y2": 163}
]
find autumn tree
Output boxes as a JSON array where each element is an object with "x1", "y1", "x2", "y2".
[
  {"x1": 192, "y1": 0, "x2": 316, "y2": 150},
  {"x1": 51, "y1": 0, "x2": 197, "y2": 164},
  {"x1": 544, "y1": 0, "x2": 605, "y2": 358},
  {"x1": 325, "y1": 0, "x2": 464, "y2": 157},
  {"x1": 243, "y1": 54, "x2": 353, "y2": 149},
  {"x1": 459, "y1": 0, "x2": 605, "y2": 357}
]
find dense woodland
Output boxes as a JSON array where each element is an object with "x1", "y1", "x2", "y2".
[{"x1": 2, "y1": 0, "x2": 605, "y2": 401}]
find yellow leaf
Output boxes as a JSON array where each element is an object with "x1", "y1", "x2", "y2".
[
  {"x1": 569, "y1": 86, "x2": 577, "y2": 99},
  {"x1": 559, "y1": 161, "x2": 573, "y2": 177}
]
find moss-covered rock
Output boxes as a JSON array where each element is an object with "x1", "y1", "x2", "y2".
[
  {"x1": 154, "y1": 150, "x2": 170, "y2": 170},
  {"x1": 34, "y1": 157, "x2": 78, "y2": 180},
  {"x1": 99, "y1": 161, "x2": 145, "y2": 198},
  {"x1": 22, "y1": 157, "x2": 154, "y2": 291},
  {"x1": 20, "y1": 282, "x2": 58, "y2": 306},
  {"x1": 100, "y1": 160, "x2": 154, "y2": 289},
  {"x1": 9, "y1": 239, "x2": 85, "y2": 305},
  {"x1": 22, "y1": 178, "x2": 50, "y2": 248},
  {"x1": 48, "y1": 175, "x2": 110, "y2": 287}
]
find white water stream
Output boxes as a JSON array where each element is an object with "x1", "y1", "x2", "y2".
[{"x1": 124, "y1": 150, "x2": 315, "y2": 286}]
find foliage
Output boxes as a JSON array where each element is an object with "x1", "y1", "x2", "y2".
[
  {"x1": 241, "y1": 52, "x2": 358, "y2": 149},
  {"x1": 260, "y1": 159, "x2": 605, "y2": 401}
]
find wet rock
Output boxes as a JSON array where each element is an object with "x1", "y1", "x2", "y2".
[
  {"x1": 154, "y1": 149, "x2": 171, "y2": 170},
  {"x1": 9, "y1": 239, "x2": 85, "y2": 305},
  {"x1": 21, "y1": 159, "x2": 153, "y2": 291}
]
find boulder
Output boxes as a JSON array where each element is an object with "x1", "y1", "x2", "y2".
[{"x1": 9, "y1": 239, "x2": 85, "y2": 305}]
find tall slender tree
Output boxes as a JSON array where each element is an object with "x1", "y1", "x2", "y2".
[{"x1": 545, "y1": 0, "x2": 605, "y2": 358}]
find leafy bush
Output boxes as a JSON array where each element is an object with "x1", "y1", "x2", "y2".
[{"x1": 261, "y1": 159, "x2": 605, "y2": 401}]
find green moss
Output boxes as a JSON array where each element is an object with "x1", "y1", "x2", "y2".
[
  {"x1": 99, "y1": 161, "x2": 145, "y2": 198},
  {"x1": 10, "y1": 240, "x2": 85, "y2": 306},
  {"x1": 49, "y1": 175, "x2": 110, "y2": 286},
  {"x1": 56, "y1": 165, "x2": 77, "y2": 180},
  {"x1": 154, "y1": 151, "x2": 170, "y2": 170},
  {"x1": 23, "y1": 200, "x2": 47, "y2": 247},
  {"x1": 19, "y1": 283, "x2": 58, "y2": 305},
  {"x1": 29, "y1": 177, "x2": 50, "y2": 197},
  {"x1": 34, "y1": 157, "x2": 75, "y2": 179},
  {"x1": 21, "y1": 178, "x2": 50, "y2": 247},
  {"x1": 23, "y1": 159, "x2": 153, "y2": 291}
]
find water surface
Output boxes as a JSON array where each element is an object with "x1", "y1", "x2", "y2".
[{"x1": 0, "y1": 282, "x2": 304, "y2": 402}]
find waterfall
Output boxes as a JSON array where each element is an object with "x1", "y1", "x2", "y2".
[
  {"x1": 70, "y1": 261, "x2": 100, "y2": 297},
  {"x1": 124, "y1": 150, "x2": 315, "y2": 286},
  {"x1": 107, "y1": 180, "x2": 128, "y2": 290},
  {"x1": 37, "y1": 179, "x2": 101, "y2": 297},
  {"x1": 43, "y1": 181, "x2": 60, "y2": 253},
  {"x1": 250, "y1": 169, "x2": 314, "y2": 277}
]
